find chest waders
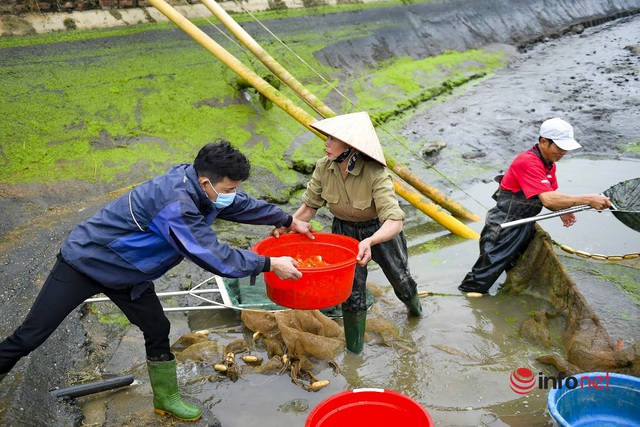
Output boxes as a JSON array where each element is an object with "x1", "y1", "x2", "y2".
[
  {"x1": 332, "y1": 217, "x2": 422, "y2": 354},
  {"x1": 459, "y1": 182, "x2": 545, "y2": 294},
  {"x1": 459, "y1": 146, "x2": 553, "y2": 295}
]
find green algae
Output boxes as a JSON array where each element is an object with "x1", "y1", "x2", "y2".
[
  {"x1": 1, "y1": 35, "x2": 313, "y2": 186},
  {"x1": 353, "y1": 50, "x2": 506, "y2": 121},
  {"x1": 309, "y1": 219, "x2": 325, "y2": 232},
  {"x1": 623, "y1": 138, "x2": 640, "y2": 155},
  {"x1": 0, "y1": 22, "x2": 172, "y2": 49},
  {"x1": 593, "y1": 267, "x2": 640, "y2": 307},
  {"x1": 416, "y1": 239, "x2": 442, "y2": 253},
  {"x1": 1, "y1": 10, "x2": 508, "y2": 194},
  {"x1": 97, "y1": 312, "x2": 130, "y2": 327}
]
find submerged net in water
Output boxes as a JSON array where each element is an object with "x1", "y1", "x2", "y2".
[
  {"x1": 604, "y1": 177, "x2": 640, "y2": 233},
  {"x1": 504, "y1": 226, "x2": 639, "y2": 376}
]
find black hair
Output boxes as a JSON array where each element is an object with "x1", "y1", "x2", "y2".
[
  {"x1": 539, "y1": 136, "x2": 555, "y2": 145},
  {"x1": 193, "y1": 139, "x2": 251, "y2": 183}
]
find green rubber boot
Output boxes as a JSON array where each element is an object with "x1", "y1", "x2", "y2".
[
  {"x1": 147, "y1": 357, "x2": 202, "y2": 422},
  {"x1": 405, "y1": 294, "x2": 423, "y2": 317},
  {"x1": 343, "y1": 311, "x2": 367, "y2": 354}
]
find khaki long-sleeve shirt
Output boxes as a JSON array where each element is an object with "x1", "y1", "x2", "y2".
[{"x1": 301, "y1": 157, "x2": 405, "y2": 223}]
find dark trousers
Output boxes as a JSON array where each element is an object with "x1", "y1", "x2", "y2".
[
  {"x1": 0, "y1": 254, "x2": 171, "y2": 374},
  {"x1": 458, "y1": 212, "x2": 537, "y2": 293},
  {"x1": 332, "y1": 218, "x2": 418, "y2": 314},
  {"x1": 459, "y1": 188, "x2": 543, "y2": 294}
]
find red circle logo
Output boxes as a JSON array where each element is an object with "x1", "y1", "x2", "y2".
[{"x1": 509, "y1": 368, "x2": 536, "y2": 394}]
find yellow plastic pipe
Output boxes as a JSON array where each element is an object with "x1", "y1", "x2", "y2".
[
  {"x1": 146, "y1": 0, "x2": 478, "y2": 239},
  {"x1": 204, "y1": 0, "x2": 479, "y2": 223}
]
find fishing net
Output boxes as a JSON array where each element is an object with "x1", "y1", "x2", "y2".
[
  {"x1": 223, "y1": 275, "x2": 286, "y2": 311},
  {"x1": 504, "y1": 226, "x2": 638, "y2": 376},
  {"x1": 222, "y1": 276, "x2": 374, "y2": 317},
  {"x1": 240, "y1": 306, "x2": 417, "y2": 360},
  {"x1": 241, "y1": 309, "x2": 345, "y2": 360},
  {"x1": 173, "y1": 284, "x2": 418, "y2": 390},
  {"x1": 603, "y1": 177, "x2": 640, "y2": 233}
]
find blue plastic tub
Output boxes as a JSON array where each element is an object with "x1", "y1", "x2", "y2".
[{"x1": 547, "y1": 372, "x2": 640, "y2": 427}]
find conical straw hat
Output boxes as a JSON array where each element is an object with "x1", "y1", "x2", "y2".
[{"x1": 310, "y1": 112, "x2": 386, "y2": 166}]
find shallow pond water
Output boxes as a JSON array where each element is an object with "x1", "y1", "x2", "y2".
[
  {"x1": 69, "y1": 161, "x2": 638, "y2": 426},
  {"x1": 528, "y1": 159, "x2": 639, "y2": 256},
  {"x1": 182, "y1": 294, "x2": 557, "y2": 427},
  {"x1": 158, "y1": 158, "x2": 637, "y2": 427}
]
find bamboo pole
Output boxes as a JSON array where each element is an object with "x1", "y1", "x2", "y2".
[
  {"x1": 203, "y1": 0, "x2": 479, "y2": 222},
  {"x1": 145, "y1": 0, "x2": 319, "y2": 133},
  {"x1": 393, "y1": 179, "x2": 479, "y2": 239},
  {"x1": 146, "y1": 0, "x2": 478, "y2": 238},
  {"x1": 385, "y1": 157, "x2": 482, "y2": 222},
  {"x1": 200, "y1": 0, "x2": 334, "y2": 118}
]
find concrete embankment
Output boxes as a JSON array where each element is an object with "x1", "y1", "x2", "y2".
[
  {"x1": 2, "y1": 0, "x2": 640, "y2": 46},
  {"x1": 314, "y1": 0, "x2": 640, "y2": 70}
]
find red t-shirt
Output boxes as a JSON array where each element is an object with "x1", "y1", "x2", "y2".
[{"x1": 500, "y1": 147, "x2": 558, "y2": 199}]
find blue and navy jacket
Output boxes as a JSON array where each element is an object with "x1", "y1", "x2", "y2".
[{"x1": 61, "y1": 164, "x2": 292, "y2": 298}]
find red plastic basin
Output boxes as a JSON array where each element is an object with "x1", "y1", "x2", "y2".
[
  {"x1": 252, "y1": 233, "x2": 359, "y2": 310},
  {"x1": 306, "y1": 388, "x2": 434, "y2": 427}
]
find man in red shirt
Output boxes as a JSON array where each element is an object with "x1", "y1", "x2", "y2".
[{"x1": 459, "y1": 118, "x2": 612, "y2": 295}]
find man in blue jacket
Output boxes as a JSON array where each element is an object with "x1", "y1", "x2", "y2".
[{"x1": 0, "y1": 140, "x2": 314, "y2": 422}]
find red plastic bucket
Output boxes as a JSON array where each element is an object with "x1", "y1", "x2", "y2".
[
  {"x1": 252, "y1": 233, "x2": 359, "y2": 310},
  {"x1": 305, "y1": 388, "x2": 434, "y2": 427}
]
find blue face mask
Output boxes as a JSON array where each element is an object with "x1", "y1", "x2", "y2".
[{"x1": 208, "y1": 181, "x2": 236, "y2": 209}]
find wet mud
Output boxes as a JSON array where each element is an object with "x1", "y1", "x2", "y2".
[{"x1": 1, "y1": 0, "x2": 640, "y2": 425}]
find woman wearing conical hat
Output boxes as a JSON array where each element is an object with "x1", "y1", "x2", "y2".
[{"x1": 288, "y1": 111, "x2": 422, "y2": 354}]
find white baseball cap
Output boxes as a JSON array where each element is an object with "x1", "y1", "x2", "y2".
[{"x1": 539, "y1": 118, "x2": 582, "y2": 151}]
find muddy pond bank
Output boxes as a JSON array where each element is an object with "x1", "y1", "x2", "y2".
[{"x1": 1, "y1": 0, "x2": 640, "y2": 425}]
